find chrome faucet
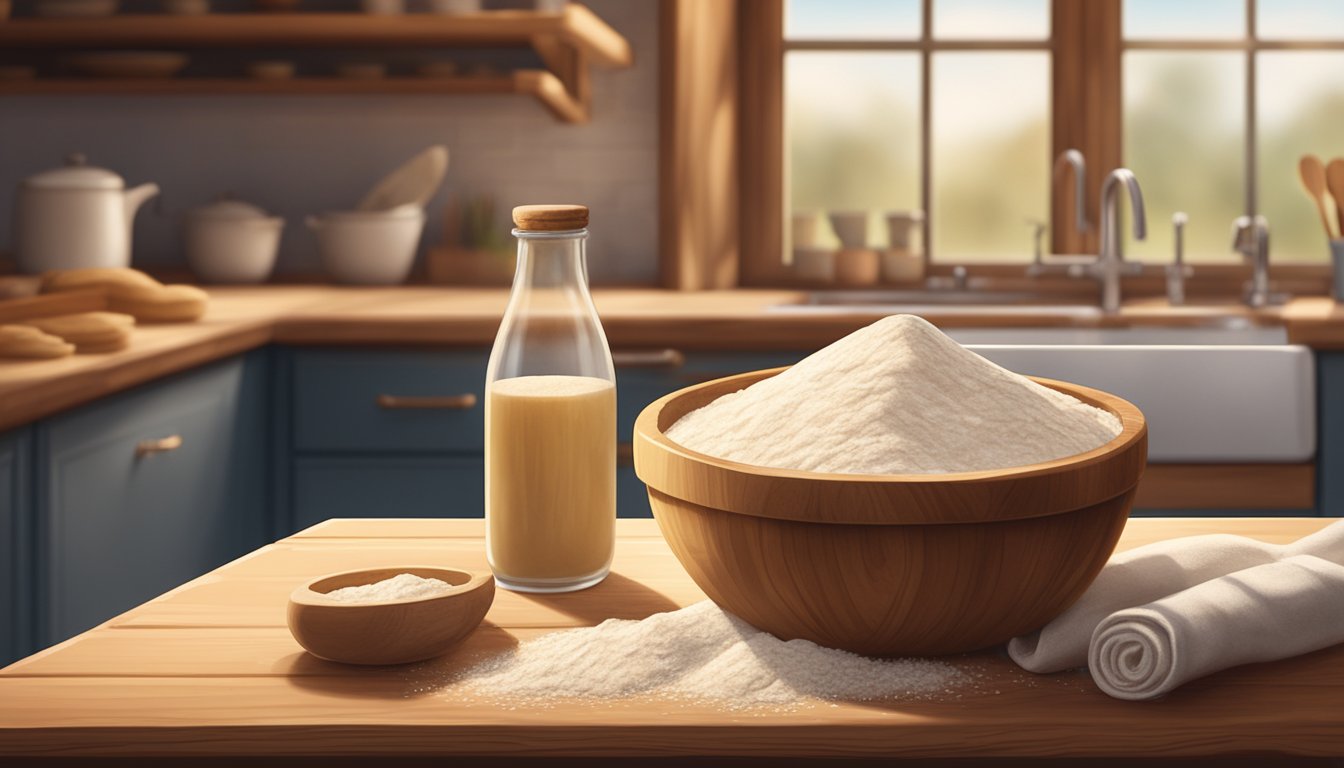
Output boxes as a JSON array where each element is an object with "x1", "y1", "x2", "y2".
[
  {"x1": 1094, "y1": 168, "x2": 1147, "y2": 313},
  {"x1": 1232, "y1": 215, "x2": 1272, "y2": 308},
  {"x1": 1053, "y1": 149, "x2": 1090, "y2": 239},
  {"x1": 1028, "y1": 157, "x2": 1145, "y2": 312}
]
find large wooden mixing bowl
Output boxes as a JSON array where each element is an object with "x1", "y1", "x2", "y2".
[{"x1": 633, "y1": 368, "x2": 1147, "y2": 656}]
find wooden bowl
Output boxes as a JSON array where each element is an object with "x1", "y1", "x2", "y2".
[
  {"x1": 287, "y1": 566, "x2": 494, "y2": 665},
  {"x1": 633, "y1": 368, "x2": 1147, "y2": 656}
]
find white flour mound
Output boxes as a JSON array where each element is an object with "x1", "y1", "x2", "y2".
[
  {"x1": 665, "y1": 314, "x2": 1122, "y2": 474},
  {"x1": 454, "y1": 601, "x2": 966, "y2": 708},
  {"x1": 323, "y1": 573, "x2": 453, "y2": 603}
]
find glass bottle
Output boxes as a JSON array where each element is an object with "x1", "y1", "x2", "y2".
[{"x1": 484, "y1": 204, "x2": 616, "y2": 593}]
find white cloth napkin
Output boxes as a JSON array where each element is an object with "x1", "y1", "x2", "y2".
[
  {"x1": 1008, "y1": 520, "x2": 1344, "y2": 673},
  {"x1": 1089, "y1": 554, "x2": 1344, "y2": 700}
]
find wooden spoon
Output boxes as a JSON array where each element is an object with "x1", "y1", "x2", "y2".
[
  {"x1": 1299, "y1": 155, "x2": 1337, "y2": 240},
  {"x1": 1326, "y1": 158, "x2": 1344, "y2": 241}
]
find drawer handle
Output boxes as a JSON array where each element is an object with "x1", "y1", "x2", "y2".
[
  {"x1": 376, "y1": 393, "x2": 478, "y2": 410},
  {"x1": 618, "y1": 441, "x2": 633, "y2": 467},
  {"x1": 612, "y1": 349, "x2": 685, "y2": 369},
  {"x1": 136, "y1": 435, "x2": 183, "y2": 457}
]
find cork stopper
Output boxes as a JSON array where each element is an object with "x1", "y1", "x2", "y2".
[{"x1": 512, "y1": 204, "x2": 589, "y2": 232}]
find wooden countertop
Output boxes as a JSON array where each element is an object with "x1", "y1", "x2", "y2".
[
  {"x1": 0, "y1": 285, "x2": 1340, "y2": 432},
  {"x1": 0, "y1": 517, "x2": 1339, "y2": 763}
]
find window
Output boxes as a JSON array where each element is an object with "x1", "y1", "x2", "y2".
[
  {"x1": 784, "y1": 0, "x2": 1051, "y2": 261},
  {"x1": 737, "y1": 0, "x2": 1344, "y2": 285},
  {"x1": 1124, "y1": 0, "x2": 1344, "y2": 264}
]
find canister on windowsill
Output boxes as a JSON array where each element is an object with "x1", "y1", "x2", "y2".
[
  {"x1": 881, "y1": 249, "x2": 924, "y2": 284},
  {"x1": 1332, "y1": 240, "x2": 1344, "y2": 302},
  {"x1": 834, "y1": 248, "x2": 880, "y2": 286},
  {"x1": 881, "y1": 210, "x2": 925, "y2": 284},
  {"x1": 792, "y1": 247, "x2": 835, "y2": 283}
]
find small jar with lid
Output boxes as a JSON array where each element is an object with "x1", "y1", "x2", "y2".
[{"x1": 484, "y1": 204, "x2": 616, "y2": 593}]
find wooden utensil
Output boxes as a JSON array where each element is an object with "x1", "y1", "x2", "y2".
[
  {"x1": 287, "y1": 566, "x2": 494, "y2": 666},
  {"x1": 1298, "y1": 155, "x2": 1337, "y2": 240},
  {"x1": 634, "y1": 367, "x2": 1147, "y2": 657},
  {"x1": 1325, "y1": 159, "x2": 1344, "y2": 240}
]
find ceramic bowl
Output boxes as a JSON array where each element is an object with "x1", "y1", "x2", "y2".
[
  {"x1": 185, "y1": 203, "x2": 283, "y2": 284},
  {"x1": 308, "y1": 205, "x2": 425, "y2": 285},
  {"x1": 633, "y1": 368, "x2": 1147, "y2": 656}
]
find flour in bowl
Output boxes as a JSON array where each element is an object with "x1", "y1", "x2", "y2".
[
  {"x1": 324, "y1": 573, "x2": 453, "y2": 603},
  {"x1": 665, "y1": 314, "x2": 1122, "y2": 474},
  {"x1": 451, "y1": 601, "x2": 966, "y2": 708}
]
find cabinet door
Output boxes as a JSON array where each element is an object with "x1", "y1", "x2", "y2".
[
  {"x1": 292, "y1": 456, "x2": 484, "y2": 530},
  {"x1": 291, "y1": 349, "x2": 487, "y2": 453},
  {"x1": 0, "y1": 429, "x2": 32, "y2": 667},
  {"x1": 1319, "y1": 352, "x2": 1344, "y2": 517},
  {"x1": 37, "y1": 354, "x2": 269, "y2": 645}
]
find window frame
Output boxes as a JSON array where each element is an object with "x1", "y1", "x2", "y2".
[
  {"x1": 1123, "y1": 1, "x2": 1344, "y2": 263},
  {"x1": 725, "y1": 0, "x2": 1338, "y2": 288}
]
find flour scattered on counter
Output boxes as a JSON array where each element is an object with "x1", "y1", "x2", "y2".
[
  {"x1": 323, "y1": 573, "x2": 453, "y2": 603},
  {"x1": 448, "y1": 601, "x2": 967, "y2": 709},
  {"x1": 665, "y1": 314, "x2": 1122, "y2": 474}
]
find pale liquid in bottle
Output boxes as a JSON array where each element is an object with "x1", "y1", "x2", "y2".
[{"x1": 486, "y1": 374, "x2": 616, "y2": 590}]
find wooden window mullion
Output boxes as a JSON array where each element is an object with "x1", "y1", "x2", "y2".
[{"x1": 1051, "y1": 0, "x2": 1122, "y2": 257}]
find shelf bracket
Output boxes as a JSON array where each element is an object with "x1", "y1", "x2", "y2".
[{"x1": 531, "y1": 33, "x2": 591, "y2": 124}]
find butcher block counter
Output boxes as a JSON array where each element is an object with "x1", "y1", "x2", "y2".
[
  {"x1": 0, "y1": 285, "x2": 1341, "y2": 433},
  {"x1": 1, "y1": 517, "x2": 1340, "y2": 765}
]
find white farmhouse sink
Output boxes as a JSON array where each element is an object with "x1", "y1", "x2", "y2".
[{"x1": 946, "y1": 325, "x2": 1313, "y2": 463}]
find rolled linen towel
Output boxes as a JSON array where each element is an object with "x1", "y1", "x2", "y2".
[
  {"x1": 1089, "y1": 555, "x2": 1344, "y2": 700},
  {"x1": 1008, "y1": 520, "x2": 1344, "y2": 673}
]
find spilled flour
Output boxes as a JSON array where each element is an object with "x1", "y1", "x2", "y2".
[
  {"x1": 665, "y1": 315, "x2": 1122, "y2": 474},
  {"x1": 451, "y1": 601, "x2": 967, "y2": 709}
]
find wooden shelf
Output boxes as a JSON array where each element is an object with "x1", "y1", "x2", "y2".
[
  {"x1": 0, "y1": 69, "x2": 586, "y2": 121},
  {"x1": 0, "y1": 4, "x2": 631, "y2": 122},
  {"x1": 0, "y1": 6, "x2": 631, "y2": 66}
]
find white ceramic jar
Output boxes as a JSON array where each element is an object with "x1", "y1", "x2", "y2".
[
  {"x1": 14, "y1": 154, "x2": 159, "y2": 274},
  {"x1": 184, "y1": 198, "x2": 283, "y2": 284}
]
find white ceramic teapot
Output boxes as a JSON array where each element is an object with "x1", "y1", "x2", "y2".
[{"x1": 14, "y1": 153, "x2": 160, "y2": 273}]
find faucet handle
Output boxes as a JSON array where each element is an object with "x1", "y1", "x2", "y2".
[
  {"x1": 1171, "y1": 212, "x2": 1192, "y2": 276},
  {"x1": 1025, "y1": 218, "x2": 1047, "y2": 264},
  {"x1": 1172, "y1": 212, "x2": 1187, "y2": 264}
]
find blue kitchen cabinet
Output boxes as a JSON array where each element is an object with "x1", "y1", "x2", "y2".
[
  {"x1": 616, "y1": 351, "x2": 807, "y2": 518},
  {"x1": 35, "y1": 353, "x2": 269, "y2": 646},
  {"x1": 1317, "y1": 352, "x2": 1344, "y2": 516},
  {"x1": 281, "y1": 347, "x2": 809, "y2": 526},
  {"x1": 291, "y1": 349, "x2": 488, "y2": 454},
  {"x1": 0, "y1": 428, "x2": 32, "y2": 667},
  {"x1": 292, "y1": 456, "x2": 484, "y2": 529},
  {"x1": 278, "y1": 348, "x2": 489, "y2": 533}
]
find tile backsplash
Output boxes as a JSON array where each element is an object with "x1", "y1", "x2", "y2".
[{"x1": 0, "y1": 0, "x2": 658, "y2": 285}]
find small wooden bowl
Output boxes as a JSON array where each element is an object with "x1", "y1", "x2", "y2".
[
  {"x1": 287, "y1": 566, "x2": 494, "y2": 665},
  {"x1": 634, "y1": 368, "x2": 1147, "y2": 656}
]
